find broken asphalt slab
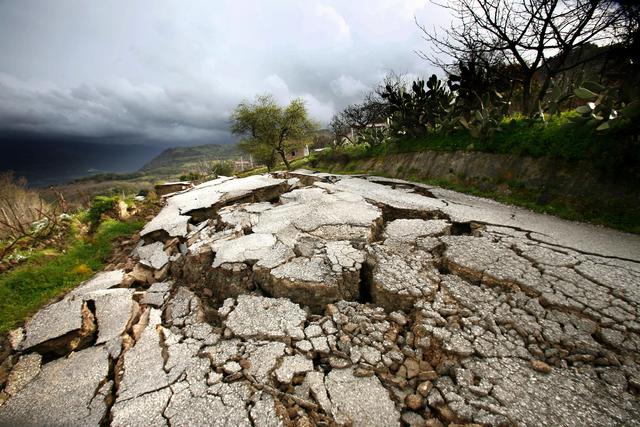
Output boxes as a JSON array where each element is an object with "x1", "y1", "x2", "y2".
[{"x1": 2, "y1": 171, "x2": 640, "y2": 427}]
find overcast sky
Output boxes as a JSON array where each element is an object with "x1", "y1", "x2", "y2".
[{"x1": 0, "y1": 0, "x2": 451, "y2": 146}]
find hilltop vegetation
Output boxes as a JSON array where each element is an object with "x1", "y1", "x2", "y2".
[{"x1": 140, "y1": 143, "x2": 241, "y2": 176}]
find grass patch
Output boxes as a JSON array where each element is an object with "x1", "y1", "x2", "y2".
[
  {"x1": 236, "y1": 156, "x2": 313, "y2": 178},
  {"x1": 0, "y1": 219, "x2": 143, "y2": 334},
  {"x1": 317, "y1": 112, "x2": 639, "y2": 179}
]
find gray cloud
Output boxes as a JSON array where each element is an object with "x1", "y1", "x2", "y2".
[{"x1": 0, "y1": 0, "x2": 448, "y2": 146}]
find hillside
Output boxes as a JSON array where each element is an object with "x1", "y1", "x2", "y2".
[{"x1": 140, "y1": 143, "x2": 241, "y2": 176}]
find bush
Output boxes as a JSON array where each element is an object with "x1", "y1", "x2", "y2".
[
  {"x1": 214, "y1": 160, "x2": 235, "y2": 176},
  {"x1": 86, "y1": 196, "x2": 119, "y2": 226},
  {"x1": 381, "y1": 74, "x2": 457, "y2": 138},
  {"x1": 179, "y1": 172, "x2": 204, "y2": 181},
  {"x1": 0, "y1": 172, "x2": 65, "y2": 262}
]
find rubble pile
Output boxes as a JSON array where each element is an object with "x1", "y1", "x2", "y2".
[{"x1": 1, "y1": 171, "x2": 639, "y2": 426}]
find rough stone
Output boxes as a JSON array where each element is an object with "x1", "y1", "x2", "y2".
[
  {"x1": 405, "y1": 393, "x2": 423, "y2": 410},
  {"x1": 531, "y1": 359, "x2": 552, "y2": 374}
]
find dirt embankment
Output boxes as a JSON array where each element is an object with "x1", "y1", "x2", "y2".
[{"x1": 314, "y1": 150, "x2": 639, "y2": 208}]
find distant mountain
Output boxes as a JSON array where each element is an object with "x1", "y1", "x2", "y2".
[
  {"x1": 0, "y1": 133, "x2": 163, "y2": 187},
  {"x1": 140, "y1": 143, "x2": 241, "y2": 176}
]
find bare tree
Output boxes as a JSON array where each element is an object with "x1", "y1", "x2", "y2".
[
  {"x1": 0, "y1": 173, "x2": 62, "y2": 262},
  {"x1": 329, "y1": 114, "x2": 354, "y2": 145},
  {"x1": 417, "y1": 0, "x2": 627, "y2": 116},
  {"x1": 329, "y1": 92, "x2": 389, "y2": 144}
]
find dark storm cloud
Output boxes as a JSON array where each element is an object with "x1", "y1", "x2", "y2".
[
  {"x1": 0, "y1": 73, "x2": 233, "y2": 143},
  {"x1": 0, "y1": 0, "x2": 448, "y2": 146}
]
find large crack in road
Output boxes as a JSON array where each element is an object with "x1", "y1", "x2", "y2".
[{"x1": 1, "y1": 170, "x2": 639, "y2": 427}]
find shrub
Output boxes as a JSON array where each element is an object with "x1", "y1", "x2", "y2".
[
  {"x1": 179, "y1": 172, "x2": 204, "y2": 181},
  {"x1": 86, "y1": 196, "x2": 119, "y2": 226},
  {"x1": 381, "y1": 74, "x2": 457, "y2": 138},
  {"x1": 71, "y1": 263, "x2": 93, "y2": 275},
  {"x1": 572, "y1": 82, "x2": 640, "y2": 134},
  {"x1": 214, "y1": 160, "x2": 235, "y2": 176}
]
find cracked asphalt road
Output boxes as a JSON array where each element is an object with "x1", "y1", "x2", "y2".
[{"x1": 1, "y1": 171, "x2": 639, "y2": 427}]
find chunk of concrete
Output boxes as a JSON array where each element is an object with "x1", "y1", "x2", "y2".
[
  {"x1": 3, "y1": 353, "x2": 42, "y2": 397},
  {"x1": 333, "y1": 177, "x2": 445, "y2": 216},
  {"x1": 116, "y1": 309, "x2": 169, "y2": 401},
  {"x1": 87, "y1": 288, "x2": 137, "y2": 345},
  {"x1": 137, "y1": 241, "x2": 170, "y2": 270},
  {"x1": 250, "y1": 392, "x2": 285, "y2": 427},
  {"x1": 245, "y1": 341, "x2": 287, "y2": 384},
  {"x1": 224, "y1": 295, "x2": 306, "y2": 341},
  {"x1": 68, "y1": 269, "x2": 124, "y2": 297},
  {"x1": 20, "y1": 297, "x2": 86, "y2": 352},
  {"x1": 367, "y1": 244, "x2": 440, "y2": 312},
  {"x1": 273, "y1": 355, "x2": 313, "y2": 384},
  {"x1": 212, "y1": 233, "x2": 277, "y2": 267},
  {"x1": 0, "y1": 346, "x2": 110, "y2": 426},
  {"x1": 140, "y1": 205, "x2": 191, "y2": 238},
  {"x1": 111, "y1": 387, "x2": 171, "y2": 427},
  {"x1": 325, "y1": 367, "x2": 400, "y2": 427},
  {"x1": 383, "y1": 219, "x2": 451, "y2": 241},
  {"x1": 304, "y1": 371, "x2": 332, "y2": 413}
]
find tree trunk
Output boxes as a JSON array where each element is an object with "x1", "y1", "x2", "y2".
[
  {"x1": 278, "y1": 150, "x2": 291, "y2": 170},
  {"x1": 536, "y1": 73, "x2": 553, "y2": 112},
  {"x1": 522, "y1": 76, "x2": 534, "y2": 117}
]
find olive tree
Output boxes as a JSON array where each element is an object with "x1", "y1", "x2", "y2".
[{"x1": 231, "y1": 95, "x2": 316, "y2": 170}]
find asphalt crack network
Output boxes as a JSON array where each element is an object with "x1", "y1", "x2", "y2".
[{"x1": 1, "y1": 171, "x2": 639, "y2": 427}]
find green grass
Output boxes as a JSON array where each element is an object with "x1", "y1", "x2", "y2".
[
  {"x1": 236, "y1": 156, "x2": 313, "y2": 177},
  {"x1": 0, "y1": 219, "x2": 143, "y2": 334},
  {"x1": 318, "y1": 112, "x2": 638, "y2": 171}
]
